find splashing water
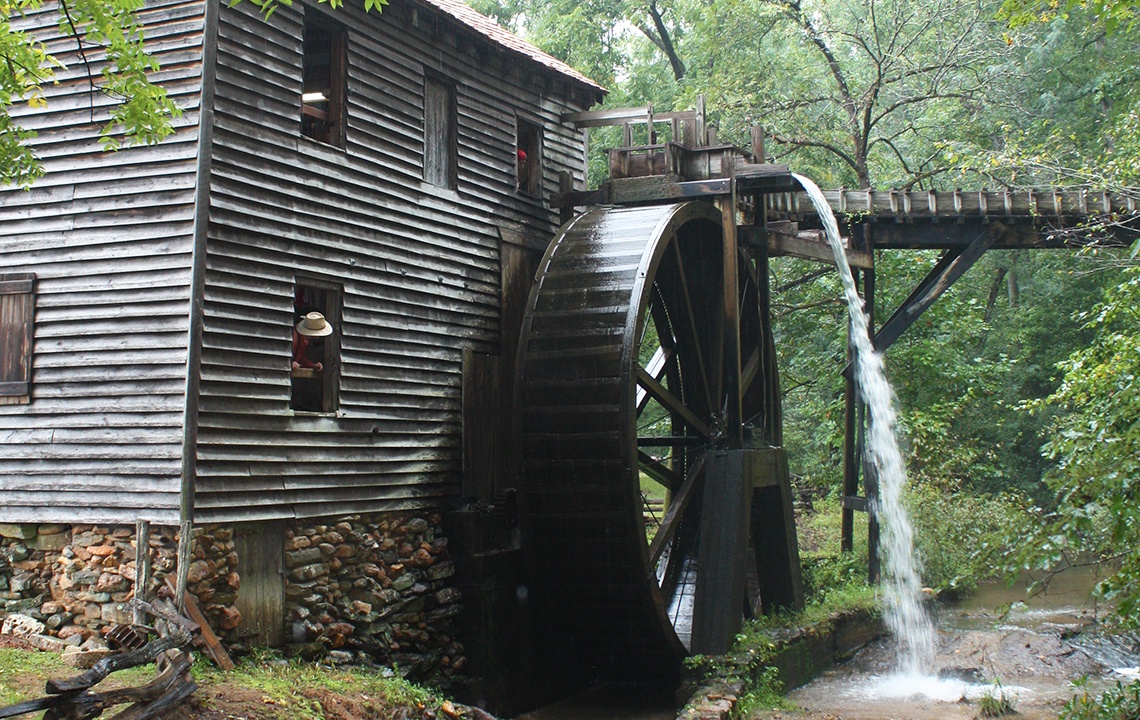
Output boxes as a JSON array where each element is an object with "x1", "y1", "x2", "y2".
[{"x1": 792, "y1": 174, "x2": 937, "y2": 678}]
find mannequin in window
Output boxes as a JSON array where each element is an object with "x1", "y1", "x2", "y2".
[{"x1": 293, "y1": 312, "x2": 333, "y2": 371}]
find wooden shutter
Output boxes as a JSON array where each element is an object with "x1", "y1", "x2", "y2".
[
  {"x1": 0, "y1": 273, "x2": 34, "y2": 402},
  {"x1": 423, "y1": 76, "x2": 455, "y2": 188}
]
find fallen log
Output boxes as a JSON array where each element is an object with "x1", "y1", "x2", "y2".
[
  {"x1": 0, "y1": 599, "x2": 199, "y2": 720},
  {"x1": 45, "y1": 635, "x2": 187, "y2": 695},
  {"x1": 0, "y1": 698, "x2": 54, "y2": 720}
]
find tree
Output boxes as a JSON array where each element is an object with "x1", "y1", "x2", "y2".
[
  {"x1": 999, "y1": 0, "x2": 1138, "y2": 32},
  {"x1": 1009, "y1": 268, "x2": 1140, "y2": 624},
  {"x1": 684, "y1": 0, "x2": 1021, "y2": 189}
]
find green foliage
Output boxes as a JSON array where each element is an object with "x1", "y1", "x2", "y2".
[
  {"x1": 194, "y1": 653, "x2": 438, "y2": 720},
  {"x1": 906, "y1": 485, "x2": 1027, "y2": 595},
  {"x1": 1, "y1": 0, "x2": 183, "y2": 187},
  {"x1": 236, "y1": 0, "x2": 387, "y2": 21},
  {"x1": 977, "y1": 678, "x2": 1017, "y2": 717},
  {"x1": 1006, "y1": 267, "x2": 1140, "y2": 625},
  {"x1": 1060, "y1": 678, "x2": 1140, "y2": 720},
  {"x1": 0, "y1": 648, "x2": 438, "y2": 720},
  {"x1": 731, "y1": 666, "x2": 789, "y2": 717},
  {"x1": 1000, "y1": 0, "x2": 1139, "y2": 33}
]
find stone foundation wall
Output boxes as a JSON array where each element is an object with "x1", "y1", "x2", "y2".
[
  {"x1": 0, "y1": 523, "x2": 178, "y2": 649},
  {"x1": 187, "y1": 525, "x2": 243, "y2": 635},
  {"x1": 1, "y1": 523, "x2": 257, "y2": 650},
  {"x1": 1, "y1": 514, "x2": 465, "y2": 684},
  {"x1": 285, "y1": 513, "x2": 465, "y2": 682}
]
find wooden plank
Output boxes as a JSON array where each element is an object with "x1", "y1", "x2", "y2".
[
  {"x1": 134, "y1": 520, "x2": 152, "y2": 626},
  {"x1": 165, "y1": 577, "x2": 234, "y2": 670},
  {"x1": 234, "y1": 522, "x2": 285, "y2": 647}
]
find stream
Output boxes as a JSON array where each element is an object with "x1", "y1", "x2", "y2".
[{"x1": 755, "y1": 567, "x2": 1140, "y2": 719}]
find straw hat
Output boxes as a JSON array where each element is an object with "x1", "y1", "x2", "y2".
[{"x1": 296, "y1": 311, "x2": 333, "y2": 337}]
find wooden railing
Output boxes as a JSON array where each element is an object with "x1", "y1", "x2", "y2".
[{"x1": 767, "y1": 188, "x2": 1140, "y2": 220}]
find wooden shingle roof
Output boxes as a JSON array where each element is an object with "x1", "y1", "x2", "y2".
[{"x1": 416, "y1": 0, "x2": 606, "y2": 97}]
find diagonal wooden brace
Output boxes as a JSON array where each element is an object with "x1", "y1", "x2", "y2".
[{"x1": 872, "y1": 225, "x2": 1001, "y2": 353}]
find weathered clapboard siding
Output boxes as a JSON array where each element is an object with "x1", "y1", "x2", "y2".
[
  {"x1": 192, "y1": 0, "x2": 597, "y2": 522},
  {"x1": 0, "y1": 0, "x2": 207, "y2": 525}
]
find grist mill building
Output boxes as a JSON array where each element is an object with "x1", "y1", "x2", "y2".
[{"x1": 0, "y1": 0, "x2": 602, "y2": 709}]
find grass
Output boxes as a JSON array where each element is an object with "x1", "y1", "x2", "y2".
[
  {"x1": 197, "y1": 653, "x2": 437, "y2": 717},
  {"x1": 977, "y1": 679, "x2": 1016, "y2": 717},
  {"x1": 0, "y1": 648, "x2": 65, "y2": 707},
  {"x1": 0, "y1": 646, "x2": 439, "y2": 720}
]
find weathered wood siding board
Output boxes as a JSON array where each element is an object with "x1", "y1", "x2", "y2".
[
  {"x1": 0, "y1": 0, "x2": 206, "y2": 525},
  {"x1": 194, "y1": 0, "x2": 591, "y2": 522}
]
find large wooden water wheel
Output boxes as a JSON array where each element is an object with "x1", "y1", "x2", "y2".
[{"x1": 517, "y1": 200, "x2": 803, "y2": 685}]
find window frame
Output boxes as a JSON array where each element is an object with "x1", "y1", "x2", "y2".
[
  {"x1": 300, "y1": 12, "x2": 348, "y2": 148},
  {"x1": 0, "y1": 273, "x2": 35, "y2": 406},
  {"x1": 515, "y1": 116, "x2": 543, "y2": 197},
  {"x1": 291, "y1": 278, "x2": 343, "y2": 415},
  {"x1": 422, "y1": 73, "x2": 457, "y2": 189}
]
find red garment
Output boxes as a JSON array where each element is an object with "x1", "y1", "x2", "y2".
[{"x1": 292, "y1": 330, "x2": 321, "y2": 369}]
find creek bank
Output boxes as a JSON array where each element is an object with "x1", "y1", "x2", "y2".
[
  {"x1": 746, "y1": 572, "x2": 1138, "y2": 720},
  {"x1": 677, "y1": 608, "x2": 883, "y2": 720}
]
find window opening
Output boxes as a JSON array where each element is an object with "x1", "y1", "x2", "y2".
[
  {"x1": 291, "y1": 281, "x2": 342, "y2": 413},
  {"x1": 301, "y1": 15, "x2": 347, "y2": 147},
  {"x1": 0, "y1": 273, "x2": 34, "y2": 406},
  {"x1": 516, "y1": 117, "x2": 542, "y2": 196},
  {"x1": 423, "y1": 75, "x2": 456, "y2": 188}
]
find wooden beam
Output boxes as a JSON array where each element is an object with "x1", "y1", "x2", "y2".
[
  {"x1": 164, "y1": 578, "x2": 234, "y2": 670},
  {"x1": 561, "y1": 106, "x2": 699, "y2": 128},
  {"x1": 635, "y1": 367, "x2": 710, "y2": 439},
  {"x1": 133, "y1": 520, "x2": 152, "y2": 626},
  {"x1": 873, "y1": 225, "x2": 999, "y2": 353},
  {"x1": 766, "y1": 229, "x2": 874, "y2": 269},
  {"x1": 647, "y1": 455, "x2": 706, "y2": 566},
  {"x1": 840, "y1": 495, "x2": 869, "y2": 513},
  {"x1": 637, "y1": 450, "x2": 681, "y2": 494}
]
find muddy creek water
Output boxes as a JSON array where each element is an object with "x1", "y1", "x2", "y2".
[{"x1": 761, "y1": 567, "x2": 1139, "y2": 720}]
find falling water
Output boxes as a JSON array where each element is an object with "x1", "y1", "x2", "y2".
[{"x1": 792, "y1": 174, "x2": 937, "y2": 678}]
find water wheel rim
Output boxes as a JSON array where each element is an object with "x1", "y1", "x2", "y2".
[{"x1": 518, "y1": 200, "x2": 765, "y2": 677}]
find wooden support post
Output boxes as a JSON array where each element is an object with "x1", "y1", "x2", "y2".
[
  {"x1": 750, "y1": 126, "x2": 766, "y2": 164},
  {"x1": 863, "y1": 267, "x2": 880, "y2": 583},
  {"x1": 134, "y1": 520, "x2": 152, "y2": 625},
  {"x1": 720, "y1": 168, "x2": 742, "y2": 447},
  {"x1": 749, "y1": 448, "x2": 804, "y2": 612},
  {"x1": 841, "y1": 320, "x2": 858, "y2": 553},
  {"x1": 558, "y1": 171, "x2": 574, "y2": 226},
  {"x1": 175, "y1": 521, "x2": 192, "y2": 614},
  {"x1": 692, "y1": 448, "x2": 751, "y2": 655}
]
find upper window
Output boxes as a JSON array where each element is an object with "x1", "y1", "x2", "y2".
[
  {"x1": 301, "y1": 15, "x2": 347, "y2": 147},
  {"x1": 516, "y1": 118, "x2": 542, "y2": 196},
  {"x1": 423, "y1": 75, "x2": 456, "y2": 189},
  {"x1": 291, "y1": 280, "x2": 342, "y2": 413},
  {"x1": 0, "y1": 273, "x2": 35, "y2": 406}
]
